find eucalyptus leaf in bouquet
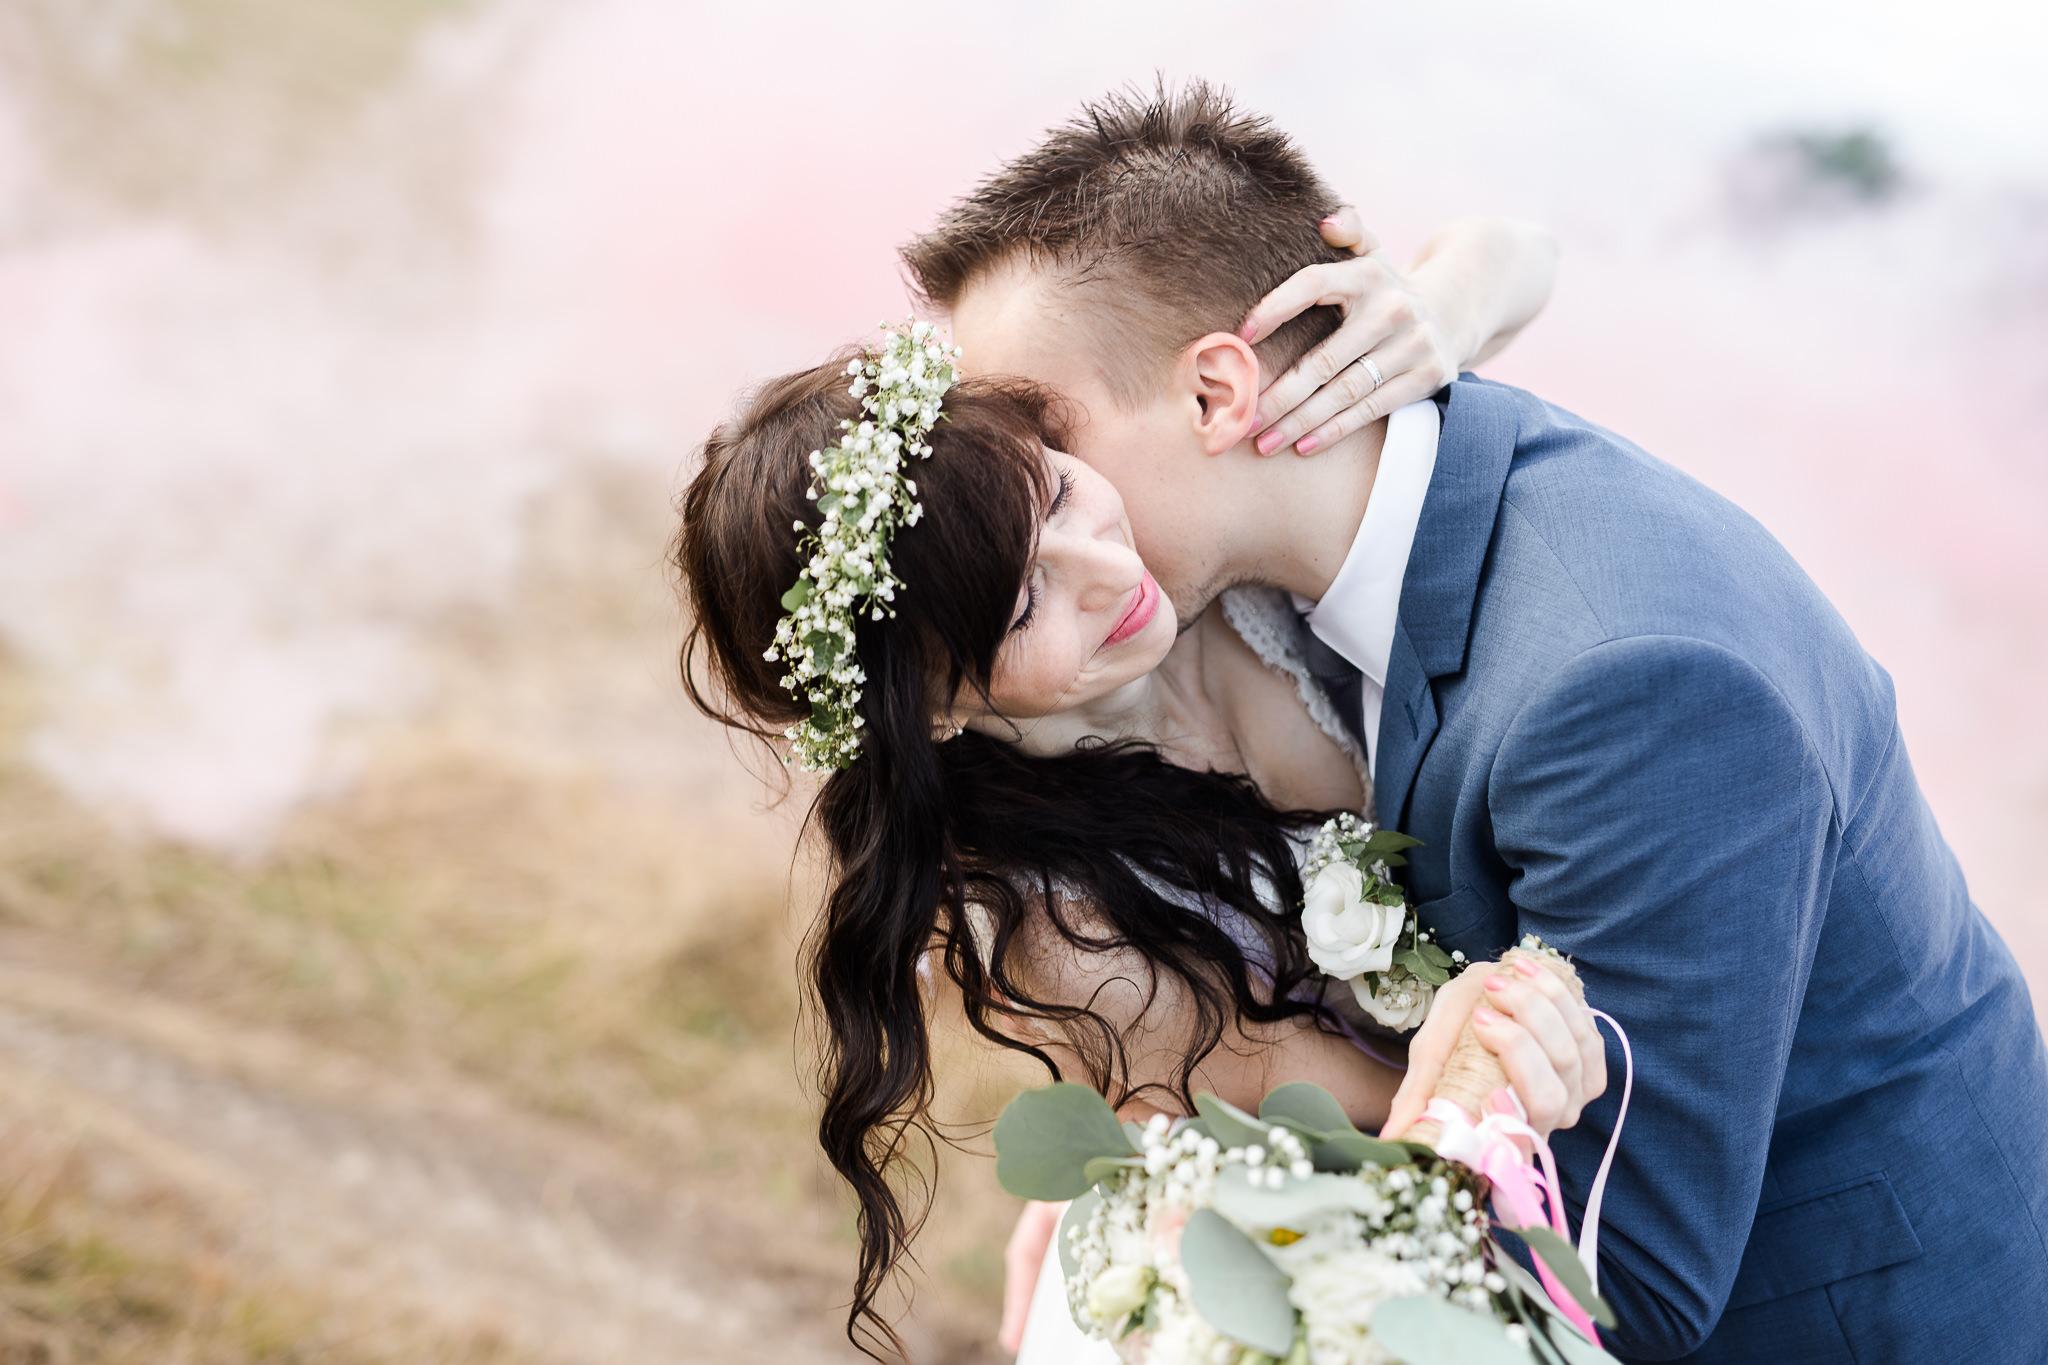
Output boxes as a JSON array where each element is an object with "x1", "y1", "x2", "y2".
[
  {"x1": 1369, "y1": 1296, "x2": 1537, "y2": 1364},
  {"x1": 1179, "y1": 1208, "x2": 1297, "y2": 1357},
  {"x1": 1515, "y1": 1226, "x2": 1617, "y2": 1329},
  {"x1": 994, "y1": 1081, "x2": 1136, "y2": 1201}
]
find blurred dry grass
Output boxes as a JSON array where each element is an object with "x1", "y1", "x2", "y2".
[
  {"x1": 0, "y1": 460, "x2": 1033, "y2": 1361},
  {"x1": 0, "y1": 1121, "x2": 524, "y2": 1365}
]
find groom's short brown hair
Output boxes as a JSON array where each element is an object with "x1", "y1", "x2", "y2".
[{"x1": 901, "y1": 79, "x2": 1349, "y2": 403}]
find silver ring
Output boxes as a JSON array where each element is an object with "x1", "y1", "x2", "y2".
[{"x1": 1361, "y1": 356, "x2": 1386, "y2": 390}]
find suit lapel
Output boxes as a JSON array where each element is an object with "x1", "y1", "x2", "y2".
[
  {"x1": 1373, "y1": 620, "x2": 1437, "y2": 833},
  {"x1": 1369, "y1": 378, "x2": 1520, "y2": 831}
]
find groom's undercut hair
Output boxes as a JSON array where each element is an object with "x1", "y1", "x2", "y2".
[{"x1": 901, "y1": 78, "x2": 1350, "y2": 404}]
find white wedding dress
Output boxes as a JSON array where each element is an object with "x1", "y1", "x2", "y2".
[
  {"x1": 1012, "y1": 587, "x2": 1376, "y2": 1365},
  {"x1": 1017, "y1": 1208, "x2": 1117, "y2": 1364}
]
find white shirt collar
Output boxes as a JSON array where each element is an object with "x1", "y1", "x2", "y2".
[{"x1": 1290, "y1": 398, "x2": 1442, "y2": 688}]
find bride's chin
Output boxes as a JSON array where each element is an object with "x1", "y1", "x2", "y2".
[
  {"x1": 1137, "y1": 599, "x2": 1179, "y2": 663},
  {"x1": 1082, "y1": 664, "x2": 1158, "y2": 710},
  {"x1": 1105, "y1": 640, "x2": 1175, "y2": 694}
]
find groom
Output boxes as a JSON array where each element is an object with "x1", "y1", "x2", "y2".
[{"x1": 904, "y1": 83, "x2": 2048, "y2": 1361}]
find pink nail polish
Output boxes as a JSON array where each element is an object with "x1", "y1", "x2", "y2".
[
  {"x1": 1483, "y1": 975, "x2": 1507, "y2": 992},
  {"x1": 1294, "y1": 434, "x2": 1320, "y2": 455},
  {"x1": 1512, "y1": 957, "x2": 1542, "y2": 978},
  {"x1": 1255, "y1": 430, "x2": 1281, "y2": 455},
  {"x1": 1238, "y1": 320, "x2": 1259, "y2": 341},
  {"x1": 1474, "y1": 1007, "x2": 1499, "y2": 1025}
]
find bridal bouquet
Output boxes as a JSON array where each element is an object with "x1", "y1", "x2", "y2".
[{"x1": 995, "y1": 947, "x2": 1622, "y2": 1365}]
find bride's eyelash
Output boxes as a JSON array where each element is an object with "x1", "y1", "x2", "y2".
[
  {"x1": 1051, "y1": 467, "x2": 1075, "y2": 515},
  {"x1": 1010, "y1": 582, "x2": 1039, "y2": 635},
  {"x1": 1009, "y1": 470, "x2": 1074, "y2": 635}
]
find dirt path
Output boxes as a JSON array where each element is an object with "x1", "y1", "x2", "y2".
[{"x1": 0, "y1": 929, "x2": 883, "y2": 1364}]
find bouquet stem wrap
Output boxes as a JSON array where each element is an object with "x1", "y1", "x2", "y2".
[
  {"x1": 1404, "y1": 947, "x2": 1585, "y2": 1148},
  {"x1": 1406, "y1": 947, "x2": 1631, "y2": 1349}
]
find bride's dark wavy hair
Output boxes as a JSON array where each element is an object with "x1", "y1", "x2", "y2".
[{"x1": 671, "y1": 354, "x2": 1349, "y2": 1360}]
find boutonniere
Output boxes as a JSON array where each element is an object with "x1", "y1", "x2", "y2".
[{"x1": 1299, "y1": 815, "x2": 1463, "y2": 1031}]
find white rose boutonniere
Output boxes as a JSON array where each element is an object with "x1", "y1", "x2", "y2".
[
  {"x1": 1302, "y1": 861, "x2": 1406, "y2": 978},
  {"x1": 1297, "y1": 815, "x2": 1462, "y2": 1033}
]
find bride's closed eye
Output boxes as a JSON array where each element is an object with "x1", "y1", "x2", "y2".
[{"x1": 1007, "y1": 468, "x2": 1077, "y2": 635}]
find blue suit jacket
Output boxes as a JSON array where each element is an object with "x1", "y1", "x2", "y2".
[{"x1": 1382, "y1": 376, "x2": 2048, "y2": 1362}]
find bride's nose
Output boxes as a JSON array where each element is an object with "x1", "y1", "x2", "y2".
[{"x1": 1043, "y1": 526, "x2": 1139, "y2": 615}]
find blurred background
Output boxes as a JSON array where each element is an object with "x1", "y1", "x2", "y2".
[{"x1": 0, "y1": 1, "x2": 2043, "y2": 1361}]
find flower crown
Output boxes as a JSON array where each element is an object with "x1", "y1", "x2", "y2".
[{"x1": 764, "y1": 320, "x2": 962, "y2": 771}]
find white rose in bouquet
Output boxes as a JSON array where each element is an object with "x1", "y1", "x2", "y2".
[
  {"x1": 1087, "y1": 1263, "x2": 1156, "y2": 1320},
  {"x1": 1301, "y1": 862, "x2": 1406, "y2": 979},
  {"x1": 1147, "y1": 1290, "x2": 1232, "y2": 1365},
  {"x1": 1288, "y1": 1243, "x2": 1429, "y2": 1365}
]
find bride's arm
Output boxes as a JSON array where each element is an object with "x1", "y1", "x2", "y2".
[
  {"x1": 1406, "y1": 213, "x2": 1557, "y2": 368},
  {"x1": 997, "y1": 902, "x2": 1598, "y2": 1138},
  {"x1": 1165, "y1": 958, "x2": 1601, "y2": 1138},
  {"x1": 1240, "y1": 210, "x2": 1558, "y2": 457}
]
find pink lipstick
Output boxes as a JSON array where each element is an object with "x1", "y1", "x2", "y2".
[{"x1": 1102, "y1": 572, "x2": 1160, "y2": 649}]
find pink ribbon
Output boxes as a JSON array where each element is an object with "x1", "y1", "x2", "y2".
[{"x1": 1419, "y1": 1009, "x2": 1634, "y2": 1347}]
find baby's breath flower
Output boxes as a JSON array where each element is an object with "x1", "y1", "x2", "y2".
[
  {"x1": 763, "y1": 321, "x2": 961, "y2": 770},
  {"x1": 1061, "y1": 1105, "x2": 1511, "y2": 1357}
]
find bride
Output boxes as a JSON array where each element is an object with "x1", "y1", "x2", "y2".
[{"x1": 671, "y1": 214, "x2": 1607, "y2": 1361}]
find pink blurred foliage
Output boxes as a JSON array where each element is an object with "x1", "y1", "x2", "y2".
[{"x1": 0, "y1": 0, "x2": 2042, "y2": 970}]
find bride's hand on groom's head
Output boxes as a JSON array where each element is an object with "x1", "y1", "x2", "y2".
[
  {"x1": 1379, "y1": 959, "x2": 1608, "y2": 1143},
  {"x1": 1238, "y1": 203, "x2": 1460, "y2": 458}
]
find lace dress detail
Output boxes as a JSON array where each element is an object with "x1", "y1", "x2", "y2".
[{"x1": 1217, "y1": 586, "x2": 1374, "y2": 818}]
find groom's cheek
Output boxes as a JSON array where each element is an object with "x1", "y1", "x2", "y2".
[{"x1": 1130, "y1": 480, "x2": 1215, "y2": 598}]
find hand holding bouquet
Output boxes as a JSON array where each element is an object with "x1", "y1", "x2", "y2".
[{"x1": 994, "y1": 944, "x2": 1626, "y2": 1365}]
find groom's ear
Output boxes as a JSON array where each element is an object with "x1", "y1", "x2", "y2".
[{"x1": 1183, "y1": 332, "x2": 1261, "y2": 457}]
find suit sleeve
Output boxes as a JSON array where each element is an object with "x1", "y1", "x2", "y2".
[{"x1": 1489, "y1": 634, "x2": 1837, "y2": 1359}]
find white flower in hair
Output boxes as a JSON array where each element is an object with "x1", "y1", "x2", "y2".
[{"x1": 763, "y1": 320, "x2": 961, "y2": 771}]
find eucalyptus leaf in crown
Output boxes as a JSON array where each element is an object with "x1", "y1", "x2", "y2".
[{"x1": 764, "y1": 320, "x2": 961, "y2": 770}]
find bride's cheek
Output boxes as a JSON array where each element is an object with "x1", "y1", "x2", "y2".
[{"x1": 1000, "y1": 645, "x2": 1059, "y2": 713}]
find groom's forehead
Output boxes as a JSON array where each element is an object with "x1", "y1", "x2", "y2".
[
  {"x1": 947, "y1": 256, "x2": 1118, "y2": 397},
  {"x1": 948, "y1": 258, "x2": 1063, "y2": 370}
]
